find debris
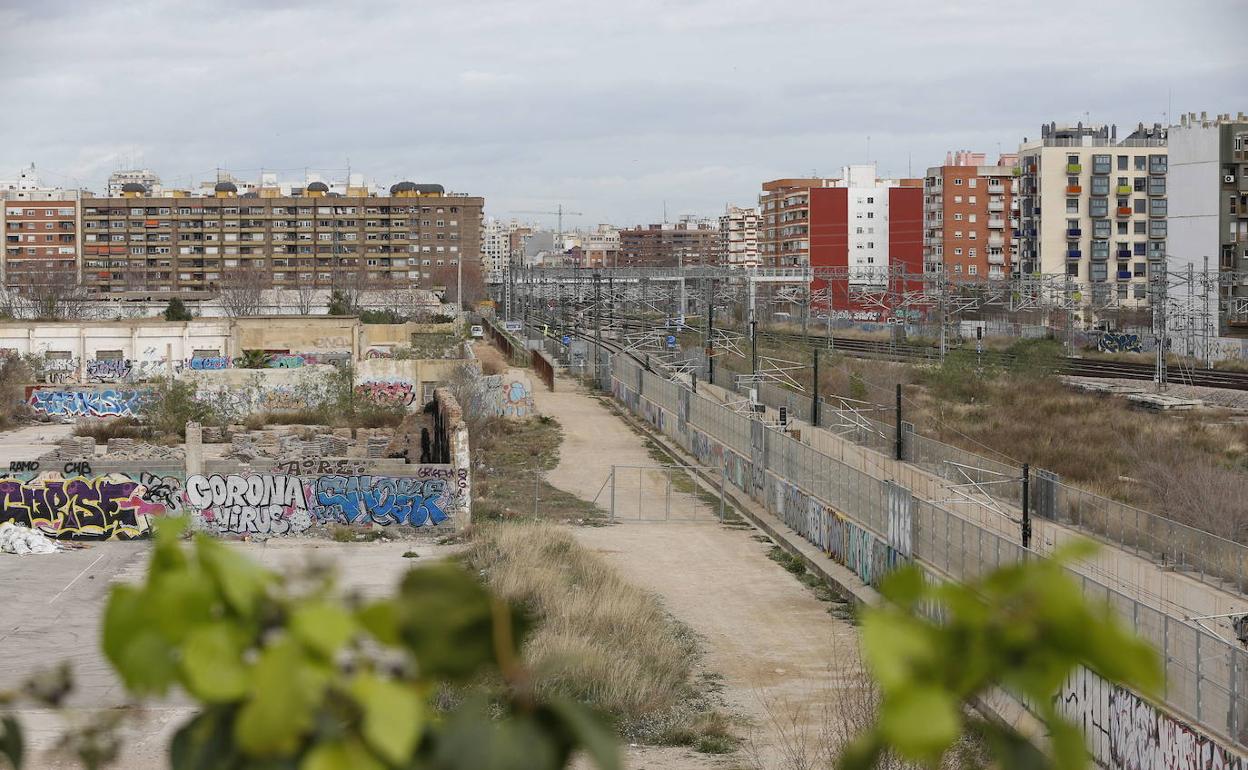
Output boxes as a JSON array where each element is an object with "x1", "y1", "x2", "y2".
[{"x1": 0, "y1": 522, "x2": 58, "y2": 554}]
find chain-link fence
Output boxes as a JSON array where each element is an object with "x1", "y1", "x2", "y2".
[
  {"x1": 596, "y1": 340, "x2": 1248, "y2": 750},
  {"x1": 607, "y1": 464, "x2": 725, "y2": 522}
]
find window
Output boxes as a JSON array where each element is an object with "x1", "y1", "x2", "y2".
[
  {"x1": 968, "y1": 214, "x2": 977, "y2": 223},
  {"x1": 953, "y1": 248, "x2": 962, "y2": 256},
  {"x1": 968, "y1": 231, "x2": 977, "y2": 239},
  {"x1": 1068, "y1": 263, "x2": 1079, "y2": 276},
  {"x1": 968, "y1": 248, "x2": 977, "y2": 257},
  {"x1": 1117, "y1": 155, "x2": 1128, "y2": 171},
  {"x1": 968, "y1": 265, "x2": 978, "y2": 275},
  {"x1": 1134, "y1": 156, "x2": 1146, "y2": 171},
  {"x1": 953, "y1": 178, "x2": 963, "y2": 186},
  {"x1": 953, "y1": 265, "x2": 962, "y2": 274},
  {"x1": 1066, "y1": 199, "x2": 1079, "y2": 213},
  {"x1": 968, "y1": 180, "x2": 977, "y2": 189},
  {"x1": 1118, "y1": 222, "x2": 1129, "y2": 235},
  {"x1": 954, "y1": 213, "x2": 963, "y2": 221},
  {"x1": 1134, "y1": 222, "x2": 1146, "y2": 235},
  {"x1": 954, "y1": 231, "x2": 962, "y2": 239}
]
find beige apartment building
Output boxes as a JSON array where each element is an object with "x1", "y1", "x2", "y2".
[
  {"x1": 1017, "y1": 122, "x2": 1168, "y2": 306},
  {"x1": 79, "y1": 181, "x2": 483, "y2": 297}
]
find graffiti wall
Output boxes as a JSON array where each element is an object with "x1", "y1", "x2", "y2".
[
  {"x1": 0, "y1": 472, "x2": 181, "y2": 539},
  {"x1": 1057, "y1": 667, "x2": 1248, "y2": 770},
  {"x1": 184, "y1": 467, "x2": 465, "y2": 536},
  {"x1": 356, "y1": 379, "x2": 417, "y2": 407},
  {"x1": 28, "y1": 387, "x2": 146, "y2": 418},
  {"x1": 479, "y1": 374, "x2": 535, "y2": 419}
]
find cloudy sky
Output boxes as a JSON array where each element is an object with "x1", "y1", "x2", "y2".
[{"x1": 0, "y1": 0, "x2": 1242, "y2": 227}]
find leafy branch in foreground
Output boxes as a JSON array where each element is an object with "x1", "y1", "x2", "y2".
[
  {"x1": 34, "y1": 517, "x2": 617, "y2": 770},
  {"x1": 839, "y1": 542, "x2": 1162, "y2": 770}
]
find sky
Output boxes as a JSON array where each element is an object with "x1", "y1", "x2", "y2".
[{"x1": 0, "y1": 0, "x2": 1243, "y2": 229}]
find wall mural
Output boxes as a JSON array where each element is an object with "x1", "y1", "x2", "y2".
[
  {"x1": 356, "y1": 379, "x2": 417, "y2": 407},
  {"x1": 0, "y1": 472, "x2": 180, "y2": 539},
  {"x1": 184, "y1": 468, "x2": 463, "y2": 536},
  {"x1": 28, "y1": 388, "x2": 146, "y2": 418},
  {"x1": 479, "y1": 374, "x2": 535, "y2": 418}
]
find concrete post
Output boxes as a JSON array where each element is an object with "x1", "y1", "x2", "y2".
[{"x1": 185, "y1": 421, "x2": 203, "y2": 476}]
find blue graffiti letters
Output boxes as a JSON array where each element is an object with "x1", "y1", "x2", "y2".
[
  {"x1": 29, "y1": 388, "x2": 145, "y2": 418},
  {"x1": 315, "y1": 475, "x2": 449, "y2": 527}
]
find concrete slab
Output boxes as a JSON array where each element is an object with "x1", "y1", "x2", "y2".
[{"x1": 0, "y1": 423, "x2": 75, "y2": 468}]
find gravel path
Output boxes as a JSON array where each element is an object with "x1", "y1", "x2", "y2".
[{"x1": 532, "y1": 379, "x2": 861, "y2": 770}]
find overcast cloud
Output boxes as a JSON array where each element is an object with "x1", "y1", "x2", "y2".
[{"x1": 0, "y1": 0, "x2": 1242, "y2": 227}]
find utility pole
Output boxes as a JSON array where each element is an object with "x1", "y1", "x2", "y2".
[
  {"x1": 705, "y1": 277, "x2": 715, "y2": 384},
  {"x1": 811, "y1": 349, "x2": 820, "y2": 426},
  {"x1": 894, "y1": 383, "x2": 903, "y2": 461},
  {"x1": 1021, "y1": 463, "x2": 1032, "y2": 549}
]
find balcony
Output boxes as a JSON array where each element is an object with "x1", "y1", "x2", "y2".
[
  {"x1": 988, "y1": 199, "x2": 1005, "y2": 212},
  {"x1": 1067, "y1": 250, "x2": 1082, "y2": 260},
  {"x1": 1067, "y1": 163, "x2": 1082, "y2": 174},
  {"x1": 987, "y1": 253, "x2": 1006, "y2": 265},
  {"x1": 1116, "y1": 184, "x2": 1132, "y2": 195},
  {"x1": 987, "y1": 218, "x2": 1006, "y2": 229},
  {"x1": 1066, "y1": 185, "x2": 1082, "y2": 195},
  {"x1": 1116, "y1": 207, "x2": 1133, "y2": 217},
  {"x1": 988, "y1": 235, "x2": 1005, "y2": 248},
  {"x1": 1117, "y1": 249, "x2": 1132, "y2": 259},
  {"x1": 1117, "y1": 271, "x2": 1133, "y2": 280},
  {"x1": 1067, "y1": 228, "x2": 1082, "y2": 238}
]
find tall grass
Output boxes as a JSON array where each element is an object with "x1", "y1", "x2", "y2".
[{"x1": 465, "y1": 522, "x2": 727, "y2": 744}]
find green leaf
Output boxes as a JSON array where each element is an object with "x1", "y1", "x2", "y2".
[
  {"x1": 356, "y1": 601, "x2": 400, "y2": 646},
  {"x1": 234, "y1": 639, "x2": 328, "y2": 757},
  {"x1": 1047, "y1": 716, "x2": 1089, "y2": 770},
  {"x1": 170, "y1": 707, "x2": 239, "y2": 770},
  {"x1": 150, "y1": 569, "x2": 219, "y2": 644},
  {"x1": 113, "y1": 629, "x2": 179, "y2": 696},
  {"x1": 182, "y1": 623, "x2": 249, "y2": 702},
  {"x1": 395, "y1": 564, "x2": 520, "y2": 681},
  {"x1": 300, "y1": 739, "x2": 385, "y2": 770},
  {"x1": 349, "y1": 673, "x2": 423, "y2": 765},
  {"x1": 879, "y1": 565, "x2": 926, "y2": 607},
  {"x1": 290, "y1": 602, "x2": 357, "y2": 660},
  {"x1": 102, "y1": 584, "x2": 146, "y2": 666},
  {"x1": 0, "y1": 715, "x2": 23, "y2": 770},
  {"x1": 878, "y1": 685, "x2": 961, "y2": 761},
  {"x1": 834, "y1": 733, "x2": 883, "y2": 770},
  {"x1": 544, "y1": 697, "x2": 620, "y2": 770},
  {"x1": 196, "y1": 537, "x2": 272, "y2": 618},
  {"x1": 858, "y1": 609, "x2": 932, "y2": 692}
]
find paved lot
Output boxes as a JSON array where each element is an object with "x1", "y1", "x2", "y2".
[
  {"x1": 0, "y1": 423, "x2": 74, "y2": 468},
  {"x1": 0, "y1": 538, "x2": 461, "y2": 768}
]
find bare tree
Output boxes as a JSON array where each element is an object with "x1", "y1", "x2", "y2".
[
  {"x1": 329, "y1": 261, "x2": 374, "y2": 315},
  {"x1": 218, "y1": 262, "x2": 267, "y2": 317},
  {"x1": 293, "y1": 275, "x2": 320, "y2": 316},
  {"x1": 24, "y1": 270, "x2": 97, "y2": 320},
  {"x1": 427, "y1": 259, "x2": 486, "y2": 311}
]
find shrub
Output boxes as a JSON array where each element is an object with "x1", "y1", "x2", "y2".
[
  {"x1": 144, "y1": 377, "x2": 216, "y2": 437},
  {"x1": 162, "y1": 297, "x2": 192, "y2": 321},
  {"x1": 73, "y1": 417, "x2": 146, "y2": 442}
]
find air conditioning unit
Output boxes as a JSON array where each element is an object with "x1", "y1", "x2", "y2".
[{"x1": 1226, "y1": 174, "x2": 1237, "y2": 183}]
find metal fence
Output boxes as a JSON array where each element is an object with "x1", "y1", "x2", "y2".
[
  {"x1": 596, "y1": 341, "x2": 1248, "y2": 750},
  {"x1": 607, "y1": 464, "x2": 725, "y2": 522}
]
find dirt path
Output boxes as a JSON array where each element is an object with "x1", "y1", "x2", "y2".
[{"x1": 531, "y1": 380, "x2": 860, "y2": 770}]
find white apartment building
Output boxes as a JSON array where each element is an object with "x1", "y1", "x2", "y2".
[
  {"x1": 580, "y1": 224, "x2": 620, "y2": 268},
  {"x1": 107, "y1": 169, "x2": 161, "y2": 197},
  {"x1": 1167, "y1": 111, "x2": 1248, "y2": 359},
  {"x1": 482, "y1": 218, "x2": 512, "y2": 282},
  {"x1": 719, "y1": 206, "x2": 759, "y2": 268},
  {"x1": 1017, "y1": 122, "x2": 1168, "y2": 308}
]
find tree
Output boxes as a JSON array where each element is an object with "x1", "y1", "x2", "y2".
[
  {"x1": 327, "y1": 289, "x2": 353, "y2": 316},
  {"x1": 428, "y1": 260, "x2": 486, "y2": 311},
  {"x1": 23, "y1": 271, "x2": 96, "y2": 321},
  {"x1": 218, "y1": 262, "x2": 267, "y2": 318},
  {"x1": 838, "y1": 542, "x2": 1161, "y2": 770},
  {"x1": 292, "y1": 276, "x2": 321, "y2": 316},
  {"x1": 236, "y1": 349, "x2": 271, "y2": 369},
  {"x1": 162, "y1": 297, "x2": 192, "y2": 321}
]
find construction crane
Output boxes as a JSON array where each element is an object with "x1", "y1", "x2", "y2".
[{"x1": 509, "y1": 204, "x2": 584, "y2": 247}]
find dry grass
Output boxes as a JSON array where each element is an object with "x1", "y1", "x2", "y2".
[
  {"x1": 474, "y1": 342, "x2": 509, "y2": 376},
  {"x1": 470, "y1": 417, "x2": 602, "y2": 523},
  {"x1": 465, "y1": 521, "x2": 731, "y2": 746},
  {"x1": 72, "y1": 417, "x2": 147, "y2": 442}
]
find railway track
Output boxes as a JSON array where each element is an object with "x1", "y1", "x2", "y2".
[{"x1": 520, "y1": 312, "x2": 1248, "y2": 393}]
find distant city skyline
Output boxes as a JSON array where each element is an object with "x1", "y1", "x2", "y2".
[{"x1": 0, "y1": 0, "x2": 1242, "y2": 228}]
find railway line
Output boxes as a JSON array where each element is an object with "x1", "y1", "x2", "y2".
[{"x1": 520, "y1": 310, "x2": 1248, "y2": 392}]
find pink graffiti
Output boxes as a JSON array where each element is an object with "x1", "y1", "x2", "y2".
[{"x1": 356, "y1": 380, "x2": 415, "y2": 406}]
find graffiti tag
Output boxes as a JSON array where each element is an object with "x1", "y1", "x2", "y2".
[
  {"x1": 356, "y1": 379, "x2": 416, "y2": 407},
  {"x1": 315, "y1": 475, "x2": 450, "y2": 527},
  {"x1": 0, "y1": 474, "x2": 174, "y2": 539},
  {"x1": 185, "y1": 473, "x2": 312, "y2": 536},
  {"x1": 86, "y1": 359, "x2": 132, "y2": 382},
  {"x1": 28, "y1": 389, "x2": 145, "y2": 418}
]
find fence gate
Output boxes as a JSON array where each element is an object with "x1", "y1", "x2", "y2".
[{"x1": 607, "y1": 464, "x2": 725, "y2": 522}]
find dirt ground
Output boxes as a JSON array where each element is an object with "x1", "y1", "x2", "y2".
[
  {"x1": 532, "y1": 380, "x2": 861, "y2": 770},
  {"x1": 0, "y1": 539, "x2": 462, "y2": 769}
]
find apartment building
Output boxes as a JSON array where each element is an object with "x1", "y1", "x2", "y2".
[
  {"x1": 107, "y1": 169, "x2": 161, "y2": 197},
  {"x1": 1, "y1": 166, "x2": 81, "y2": 295},
  {"x1": 1016, "y1": 122, "x2": 1168, "y2": 306},
  {"x1": 617, "y1": 222, "x2": 719, "y2": 268},
  {"x1": 1168, "y1": 111, "x2": 1248, "y2": 352},
  {"x1": 482, "y1": 218, "x2": 512, "y2": 282},
  {"x1": 719, "y1": 206, "x2": 759, "y2": 268},
  {"x1": 79, "y1": 181, "x2": 483, "y2": 297},
  {"x1": 2, "y1": 197, "x2": 81, "y2": 294},
  {"x1": 759, "y1": 178, "x2": 826, "y2": 268},
  {"x1": 580, "y1": 224, "x2": 620, "y2": 268},
  {"x1": 923, "y1": 151, "x2": 1018, "y2": 281}
]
